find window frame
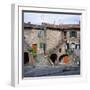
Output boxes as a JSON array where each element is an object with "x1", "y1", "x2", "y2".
[{"x1": 11, "y1": 4, "x2": 87, "y2": 87}]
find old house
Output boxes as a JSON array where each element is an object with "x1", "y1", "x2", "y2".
[{"x1": 24, "y1": 22, "x2": 80, "y2": 66}]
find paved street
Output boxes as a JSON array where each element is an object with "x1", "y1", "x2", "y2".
[{"x1": 24, "y1": 65, "x2": 80, "y2": 77}]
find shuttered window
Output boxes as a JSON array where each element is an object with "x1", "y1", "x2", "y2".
[{"x1": 70, "y1": 31, "x2": 77, "y2": 37}]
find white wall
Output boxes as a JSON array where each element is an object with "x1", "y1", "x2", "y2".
[{"x1": 0, "y1": 0, "x2": 90, "y2": 89}]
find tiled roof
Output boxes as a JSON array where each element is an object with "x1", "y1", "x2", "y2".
[{"x1": 24, "y1": 22, "x2": 80, "y2": 30}]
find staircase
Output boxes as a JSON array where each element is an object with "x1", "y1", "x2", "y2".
[{"x1": 48, "y1": 37, "x2": 64, "y2": 55}]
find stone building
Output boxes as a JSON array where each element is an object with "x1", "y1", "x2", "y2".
[{"x1": 24, "y1": 22, "x2": 80, "y2": 66}]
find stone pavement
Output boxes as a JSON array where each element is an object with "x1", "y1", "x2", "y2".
[{"x1": 24, "y1": 64, "x2": 80, "y2": 77}]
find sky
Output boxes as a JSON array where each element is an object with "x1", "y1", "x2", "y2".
[{"x1": 24, "y1": 12, "x2": 80, "y2": 25}]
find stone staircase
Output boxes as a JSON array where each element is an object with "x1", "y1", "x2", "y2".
[{"x1": 48, "y1": 38, "x2": 64, "y2": 55}]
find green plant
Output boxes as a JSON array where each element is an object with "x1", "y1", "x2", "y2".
[
  {"x1": 27, "y1": 48, "x2": 32, "y2": 52},
  {"x1": 66, "y1": 49, "x2": 72, "y2": 55},
  {"x1": 27, "y1": 48, "x2": 37, "y2": 57}
]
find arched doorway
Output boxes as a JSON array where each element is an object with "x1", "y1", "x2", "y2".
[
  {"x1": 50, "y1": 54, "x2": 57, "y2": 64},
  {"x1": 59, "y1": 54, "x2": 69, "y2": 64},
  {"x1": 24, "y1": 52, "x2": 29, "y2": 64}
]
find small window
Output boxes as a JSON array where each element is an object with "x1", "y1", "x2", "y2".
[
  {"x1": 70, "y1": 31, "x2": 77, "y2": 37},
  {"x1": 59, "y1": 48, "x2": 61, "y2": 53},
  {"x1": 64, "y1": 31, "x2": 67, "y2": 39},
  {"x1": 64, "y1": 31, "x2": 67, "y2": 37}
]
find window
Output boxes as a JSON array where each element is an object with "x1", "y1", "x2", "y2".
[
  {"x1": 59, "y1": 48, "x2": 61, "y2": 53},
  {"x1": 64, "y1": 31, "x2": 67, "y2": 36},
  {"x1": 64, "y1": 31, "x2": 67, "y2": 39},
  {"x1": 70, "y1": 31, "x2": 77, "y2": 37}
]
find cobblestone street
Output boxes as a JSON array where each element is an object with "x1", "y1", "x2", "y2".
[{"x1": 24, "y1": 65, "x2": 80, "y2": 77}]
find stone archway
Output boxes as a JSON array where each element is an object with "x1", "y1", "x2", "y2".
[{"x1": 59, "y1": 54, "x2": 69, "y2": 64}]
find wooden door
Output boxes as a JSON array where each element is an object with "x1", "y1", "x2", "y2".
[{"x1": 63, "y1": 56, "x2": 69, "y2": 64}]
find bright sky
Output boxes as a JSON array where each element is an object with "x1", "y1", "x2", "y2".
[{"x1": 24, "y1": 12, "x2": 80, "y2": 25}]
